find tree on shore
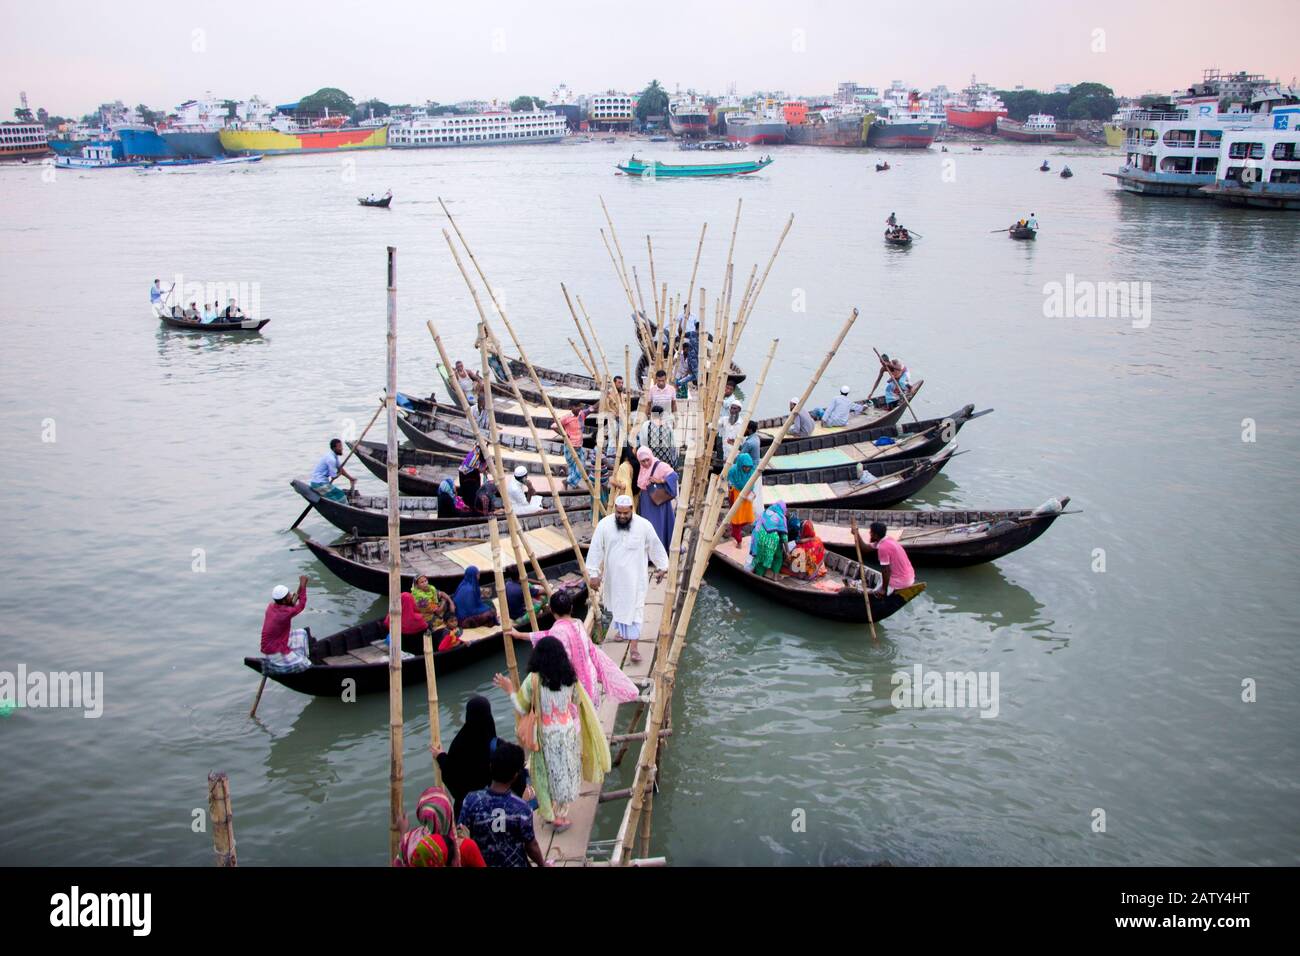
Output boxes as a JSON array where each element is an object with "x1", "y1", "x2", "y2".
[
  {"x1": 297, "y1": 87, "x2": 356, "y2": 118},
  {"x1": 636, "y1": 80, "x2": 668, "y2": 121},
  {"x1": 510, "y1": 95, "x2": 547, "y2": 111}
]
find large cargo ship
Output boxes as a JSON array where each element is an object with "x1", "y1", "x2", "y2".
[
  {"x1": 218, "y1": 98, "x2": 387, "y2": 155},
  {"x1": 996, "y1": 114, "x2": 1078, "y2": 143},
  {"x1": 945, "y1": 75, "x2": 1007, "y2": 131},
  {"x1": 868, "y1": 107, "x2": 939, "y2": 148},
  {"x1": 725, "y1": 109, "x2": 786, "y2": 144},
  {"x1": 786, "y1": 106, "x2": 873, "y2": 147},
  {"x1": 668, "y1": 94, "x2": 709, "y2": 138},
  {"x1": 389, "y1": 107, "x2": 566, "y2": 147}
]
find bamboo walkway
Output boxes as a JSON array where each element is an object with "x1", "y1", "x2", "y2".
[{"x1": 541, "y1": 391, "x2": 702, "y2": 866}]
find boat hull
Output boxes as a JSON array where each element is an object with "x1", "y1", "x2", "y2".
[
  {"x1": 785, "y1": 114, "x2": 872, "y2": 147},
  {"x1": 668, "y1": 114, "x2": 709, "y2": 138},
  {"x1": 868, "y1": 121, "x2": 939, "y2": 149},
  {"x1": 1106, "y1": 169, "x2": 1215, "y2": 197},
  {"x1": 1199, "y1": 182, "x2": 1300, "y2": 210},
  {"x1": 618, "y1": 158, "x2": 773, "y2": 178},
  {"x1": 724, "y1": 116, "x2": 787, "y2": 145},
  {"x1": 945, "y1": 107, "x2": 1005, "y2": 131},
  {"x1": 218, "y1": 126, "x2": 388, "y2": 155},
  {"x1": 160, "y1": 314, "x2": 268, "y2": 332}
]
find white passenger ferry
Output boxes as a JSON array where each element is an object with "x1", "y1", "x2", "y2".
[
  {"x1": 1201, "y1": 125, "x2": 1300, "y2": 209},
  {"x1": 389, "y1": 107, "x2": 567, "y2": 148}
]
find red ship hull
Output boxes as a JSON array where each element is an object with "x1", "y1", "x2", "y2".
[{"x1": 946, "y1": 107, "x2": 1006, "y2": 131}]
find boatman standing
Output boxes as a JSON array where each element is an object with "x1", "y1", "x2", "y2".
[
  {"x1": 1027, "y1": 212, "x2": 1039, "y2": 233},
  {"x1": 586, "y1": 495, "x2": 669, "y2": 664},
  {"x1": 310, "y1": 438, "x2": 356, "y2": 503},
  {"x1": 150, "y1": 279, "x2": 167, "y2": 316},
  {"x1": 850, "y1": 518, "x2": 916, "y2": 597}
]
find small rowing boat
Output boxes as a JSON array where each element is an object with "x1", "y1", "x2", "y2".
[
  {"x1": 1008, "y1": 225, "x2": 1037, "y2": 240},
  {"x1": 761, "y1": 405, "x2": 990, "y2": 472},
  {"x1": 289, "y1": 479, "x2": 583, "y2": 537},
  {"x1": 751, "y1": 385, "x2": 920, "y2": 444},
  {"x1": 710, "y1": 538, "x2": 925, "y2": 623},
  {"x1": 305, "y1": 519, "x2": 593, "y2": 596},
  {"x1": 358, "y1": 194, "x2": 392, "y2": 207},
  {"x1": 884, "y1": 229, "x2": 912, "y2": 246},
  {"x1": 617, "y1": 156, "x2": 773, "y2": 178},
  {"x1": 756, "y1": 448, "x2": 960, "y2": 510},
  {"x1": 353, "y1": 440, "x2": 590, "y2": 497},
  {"x1": 396, "y1": 409, "x2": 579, "y2": 474},
  {"x1": 488, "y1": 355, "x2": 639, "y2": 410},
  {"x1": 792, "y1": 497, "x2": 1073, "y2": 567},
  {"x1": 158, "y1": 314, "x2": 269, "y2": 333}
]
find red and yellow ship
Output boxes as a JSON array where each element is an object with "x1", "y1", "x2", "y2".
[{"x1": 219, "y1": 123, "x2": 387, "y2": 155}]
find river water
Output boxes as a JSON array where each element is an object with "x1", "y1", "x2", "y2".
[{"x1": 2, "y1": 140, "x2": 1297, "y2": 866}]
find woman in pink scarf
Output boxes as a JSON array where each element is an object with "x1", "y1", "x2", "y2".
[
  {"x1": 506, "y1": 589, "x2": 639, "y2": 705},
  {"x1": 635, "y1": 445, "x2": 678, "y2": 550}
]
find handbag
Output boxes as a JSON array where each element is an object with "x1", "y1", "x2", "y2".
[
  {"x1": 649, "y1": 484, "x2": 672, "y2": 507},
  {"x1": 516, "y1": 673, "x2": 541, "y2": 752}
]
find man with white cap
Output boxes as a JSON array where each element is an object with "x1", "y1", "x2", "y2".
[
  {"x1": 260, "y1": 575, "x2": 311, "y2": 674},
  {"x1": 819, "y1": 386, "x2": 865, "y2": 428},
  {"x1": 788, "y1": 397, "x2": 816, "y2": 438},
  {"x1": 716, "y1": 399, "x2": 743, "y2": 459},
  {"x1": 586, "y1": 494, "x2": 669, "y2": 664},
  {"x1": 506, "y1": 465, "x2": 544, "y2": 516}
]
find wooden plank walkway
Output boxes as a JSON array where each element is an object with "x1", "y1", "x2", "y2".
[{"x1": 537, "y1": 390, "x2": 701, "y2": 865}]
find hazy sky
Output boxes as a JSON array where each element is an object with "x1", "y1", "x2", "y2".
[{"x1": 4, "y1": 0, "x2": 1297, "y2": 116}]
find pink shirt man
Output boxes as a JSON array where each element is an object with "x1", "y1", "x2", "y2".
[{"x1": 875, "y1": 538, "x2": 915, "y2": 590}]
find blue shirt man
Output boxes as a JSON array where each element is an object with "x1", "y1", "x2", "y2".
[
  {"x1": 309, "y1": 439, "x2": 355, "y2": 501},
  {"x1": 821, "y1": 387, "x2": 864, "y2": 427},
  {"x1": 459, "y1": 741, "x2": 548, "y2": 868}
]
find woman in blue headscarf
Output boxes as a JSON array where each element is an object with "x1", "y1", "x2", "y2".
[
  {"x1": 751, "y1": 501, "x2": 789, "y2": 579},
  {"x1": 726, "y1": 452, "x2": 759, "y2": 547},
  {"x1": 452, "y1": 566, "x2": 499, "y2": 629}
]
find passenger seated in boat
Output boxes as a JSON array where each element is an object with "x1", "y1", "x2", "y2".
[
  {"x1": 788, "y1": 398, "x2": 816, "y2": 438},
  {"x1": 170, "y1": 304, "x2": 184, "y2": 318},
  {"x1": 437, "y1": 477, "x2": 470, "y2": 518},
  {"x1": 412, "y1": 574, "x2": 460, "y2": 648},
  {"x1": 787, "y1": 520, "x2": 828, "y2": 580},
  {"x1": 851, "y1": 518, "x2": 916, "y2": 596},
  {"x1": 309, "y1": 438, "x2": 356, "y2": 503},
  {"x1": 261, "y1": 576, "x2": 311, "y2": 674},
  {"x1": 750, "y1": 502, "x2": 789, "y2": 580},
  {"x1": 385, "y1": 591, "x2": 431, "y2": 650},
  {"x1": 507, "y1": 465, "x2": 544, "y2": 516},
  {"x1": 183, "y1": 301, "x2": 200, "y2": 319},
  {"x1": 473, "y1": 479, "x2": 498, "y2": 517},
  {"x1": 224, "y1": 298, "x2": 243, "y2": 318},
  {"x1": 453, "y1": 566, "x2": 499, "y2": 629},
  {"x1": 503, "y1": 567, "x2": 545, "y2": 627},
  {"x1": 201, "y1": 302, "x2": 217, "y2": 323},
  {"x1": 818, "y1": 386, "x2": 865, "y2": 427}
]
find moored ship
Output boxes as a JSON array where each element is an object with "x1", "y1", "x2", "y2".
[
  {"x1": 218, "y1": 97, "x2": 387, "y2": 155},
  {"x1": 786, "y1": 106, "x2": 873, "y2": 147},
  {"x1": 0, "y1": 121, "x2": 51, "y2": 160},
  {"x1": 868, "y1": 104, "x2": 939, "y2": 149},
  {"x1": 1201, "y1": 124, "x2": 1300, "y2": 210},
  {"x1": 996, "y1": 114, "x2": 1078, "y2": 143},
  {"x1": 668, "y1": 94, "x2": 709, "y2": 138},
  {"x1": 945, "y1": 75, "x2": 1007, "y2": 131},
  {"x1": 389, "y1": 107, "x2": 566, "y2": 147},
  {"x1": 724, "y1": 108, "x2": 786, "y2": 145}
]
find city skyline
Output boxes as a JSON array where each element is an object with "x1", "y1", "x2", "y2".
[{"x1": 4, "y1": 0, "x2": 1297, "y2": 117}]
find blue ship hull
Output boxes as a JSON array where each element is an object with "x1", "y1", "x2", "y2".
[{"x1": 119, "y1": 129, "x2": 226, "y2": 158}]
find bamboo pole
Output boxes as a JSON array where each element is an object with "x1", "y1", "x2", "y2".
[
  {"x1": 384, "y1": 246, "x2": 404, "y2": 862},
  {"x1": 288, "y1": 398, "x2": 384, "y2": 530},
  {"x1": 850, "y1": 522, "x2": 880, "y2": 644},
  {"x1": 576, "y1": 295, "x2": 614, "y2": 388},
  {"x1": 562, "y1": 283, "x2": 602, "y2": 382},
  {"x1": 489, "y1": 518, "x2": 521, "y2": 688},
  {"x1": 207, "y1": 771, "x2": 237, "y2": 867},
  {"x1": 599, "y1": 228, "x2": 638, "y2": 313},
  {"x1": 599, "y1": 196, "x2": 637, "y2": 306},
  {"x1": 684, "y1": 222, "x2": 706, "y2": 318},
  {"x1": 423, "y1": 633, "x2": 443, "y2": 778},
  {"x1": 568, "y1": 338, "x2": 595, "y2": 378}
]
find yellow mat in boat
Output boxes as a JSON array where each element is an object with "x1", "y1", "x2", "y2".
[
  {"x1": 770, "y1": 482, "x2": 837, "y2": 504},
  {"x1": 442, "y1": 525, "x2": 575, "y2": 570}
]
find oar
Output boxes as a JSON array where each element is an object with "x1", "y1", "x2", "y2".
[
  {"x1": 989, "y1": 227, "x2": 1012, "y2": 233},
  {"x1": 908, "y1": 231, "x2": 924, "y2": 239},
  {"x1": 849, "y1": 519, "x2": 879, "y2": 644},
  {"x1": 288, "y1": 400, "x2": 384, "y2": 530}
]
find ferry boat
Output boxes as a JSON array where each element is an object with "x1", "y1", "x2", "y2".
[
  {"x1": 724, "y1": 109, "x2": 786, "y2": 145},
  {"x1": 1107, "y1": 88, "x2": 1299, "y2": 197},
  {"x1": 785, "y1": 106, "x2": 874, "y2": 147},
  {"x1": 996, "y1": 114, "x2": 1078, "y2": 143},
  {"x1": 1200, "y1": 125, "x2": 1300, "y2": 209},
  {"x1": 389, "y1": 107, "x2": 566, "y2": 148},
  {"x1": 56, "y1": 143, "x2": 261, "y2": 170},
  {"x1": 668, "y1": 94, "x2": 709, "y2": 138},
  {"x1": 218, "y1": 98, "x2": 387, "y2": 155},
  {"x1": 0, "y1": 121, "x2": 51, "y2": 160},
  {"x1": 945, "y1": 77, "x2": 1008, "y2": 131}
]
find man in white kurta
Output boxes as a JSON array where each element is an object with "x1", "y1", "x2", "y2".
[{"x1": 586, "y1": 495, "x2": 669, "y2": 664}]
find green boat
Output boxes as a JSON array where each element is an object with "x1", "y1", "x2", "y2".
[{"x1": 616, "y1": 155, "x2": 773, "y2": 178}]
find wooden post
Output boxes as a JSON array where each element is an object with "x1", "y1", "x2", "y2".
[
  {"x1": 489, "y1": 519, "x2": 521, "y2": 688},
  {"x1": 207, "y1": 771, "x2": 237, "y2": 867},
  {"x1": 384, "y1": 246, "x2": 405, "y2": 862},
  {"x1": 423, "y1": 633, "x2": 443, "y2": 779}
]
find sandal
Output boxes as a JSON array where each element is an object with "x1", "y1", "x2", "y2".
[
  {"x1": 553, "y1": 820, "x2": 572, "y2": 833},
  {"x1": 629, "y1": 645, "x2": 643, "y2": 664}
]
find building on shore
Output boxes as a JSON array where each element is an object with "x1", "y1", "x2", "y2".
[{"x1": 588, "y1": 92, "x2": 635, "y2": 131}]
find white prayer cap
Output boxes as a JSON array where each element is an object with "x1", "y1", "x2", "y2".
[
  {"x1": 513, "y1": 465, "x2": 528, "y2": 478},
  {"x1": 839, "y1": 386, "x2": 850, "y2": 395},
  {"x1": 615, "y1": 494, "x2": 634, "y2": 507},
  {"x1": 790, "y1": 397, "x2": 799, "y2": 405},
  {"x1": 271, "y1": 585, "x2": 290, "y2": 601}
]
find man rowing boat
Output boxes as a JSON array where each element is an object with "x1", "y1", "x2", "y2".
[{"x1": 310, "y1": 438, "x2": 357, "y2": 503}]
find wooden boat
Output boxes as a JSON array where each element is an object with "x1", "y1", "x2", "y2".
[
  {"x1": 1060, "y1": 167, "x2": 1073, "y2": 179},
  {"x1": 305, "y1": 519, "x2": 593, "y2": 596},
  {"x1": 751, "y1": 385, "x2": 920, "y2": 444},
  {"x1": 396, "y1": 409, "x2": 581, "y2": 474},
  {"x1": 488, "y1": 355, "x2": 639, "y2": 410},
  {"x1": 354, "y1": 440, "x2": 590, "y2": 497},
  {"x1": 634, "y1": 324, "x2": 746, "y2": 387},
  {"x1": 404, "y1": 364, "x2": 600, "y2": 430},
  {"x1": 875, "y1": 162, "x2": 891, "y2": 172},
  {"x1": 710, "y1": 538, "x2": 926, "y2": 623},
  {"x1": 789, "y1": 497, "x2": 1073, "y2": 568},
  {"x1": 159, "y1": 314, "x2": 269, "y2": 333},
  {"x1": 1008, "y1": 225, "x2": 1037, "y2": 240},
  {"x1": 884, "y1": 229, "x2": 913, "y2": 246},
  {"x1": 290, "y1": 479, "x2": 584, "y2": 537},
  {"x1": 358, "y1": 195, "x2": 392, "y2": 207},
  {"x1": 762, "y1": 405, "x2": 990, "y2": 472},
  {"x1": 617, "y1": 156, "x2": 773, "y2": 178},
  {"x1": 242, "y1": 569, "x2": 586, "y2": 697},
  {"x1": 755, "y1": 448, "x2": 959, "y2": 510},
  {"x1": 1039, "y1": 163, "x2": 1050, "y2": 172}
]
